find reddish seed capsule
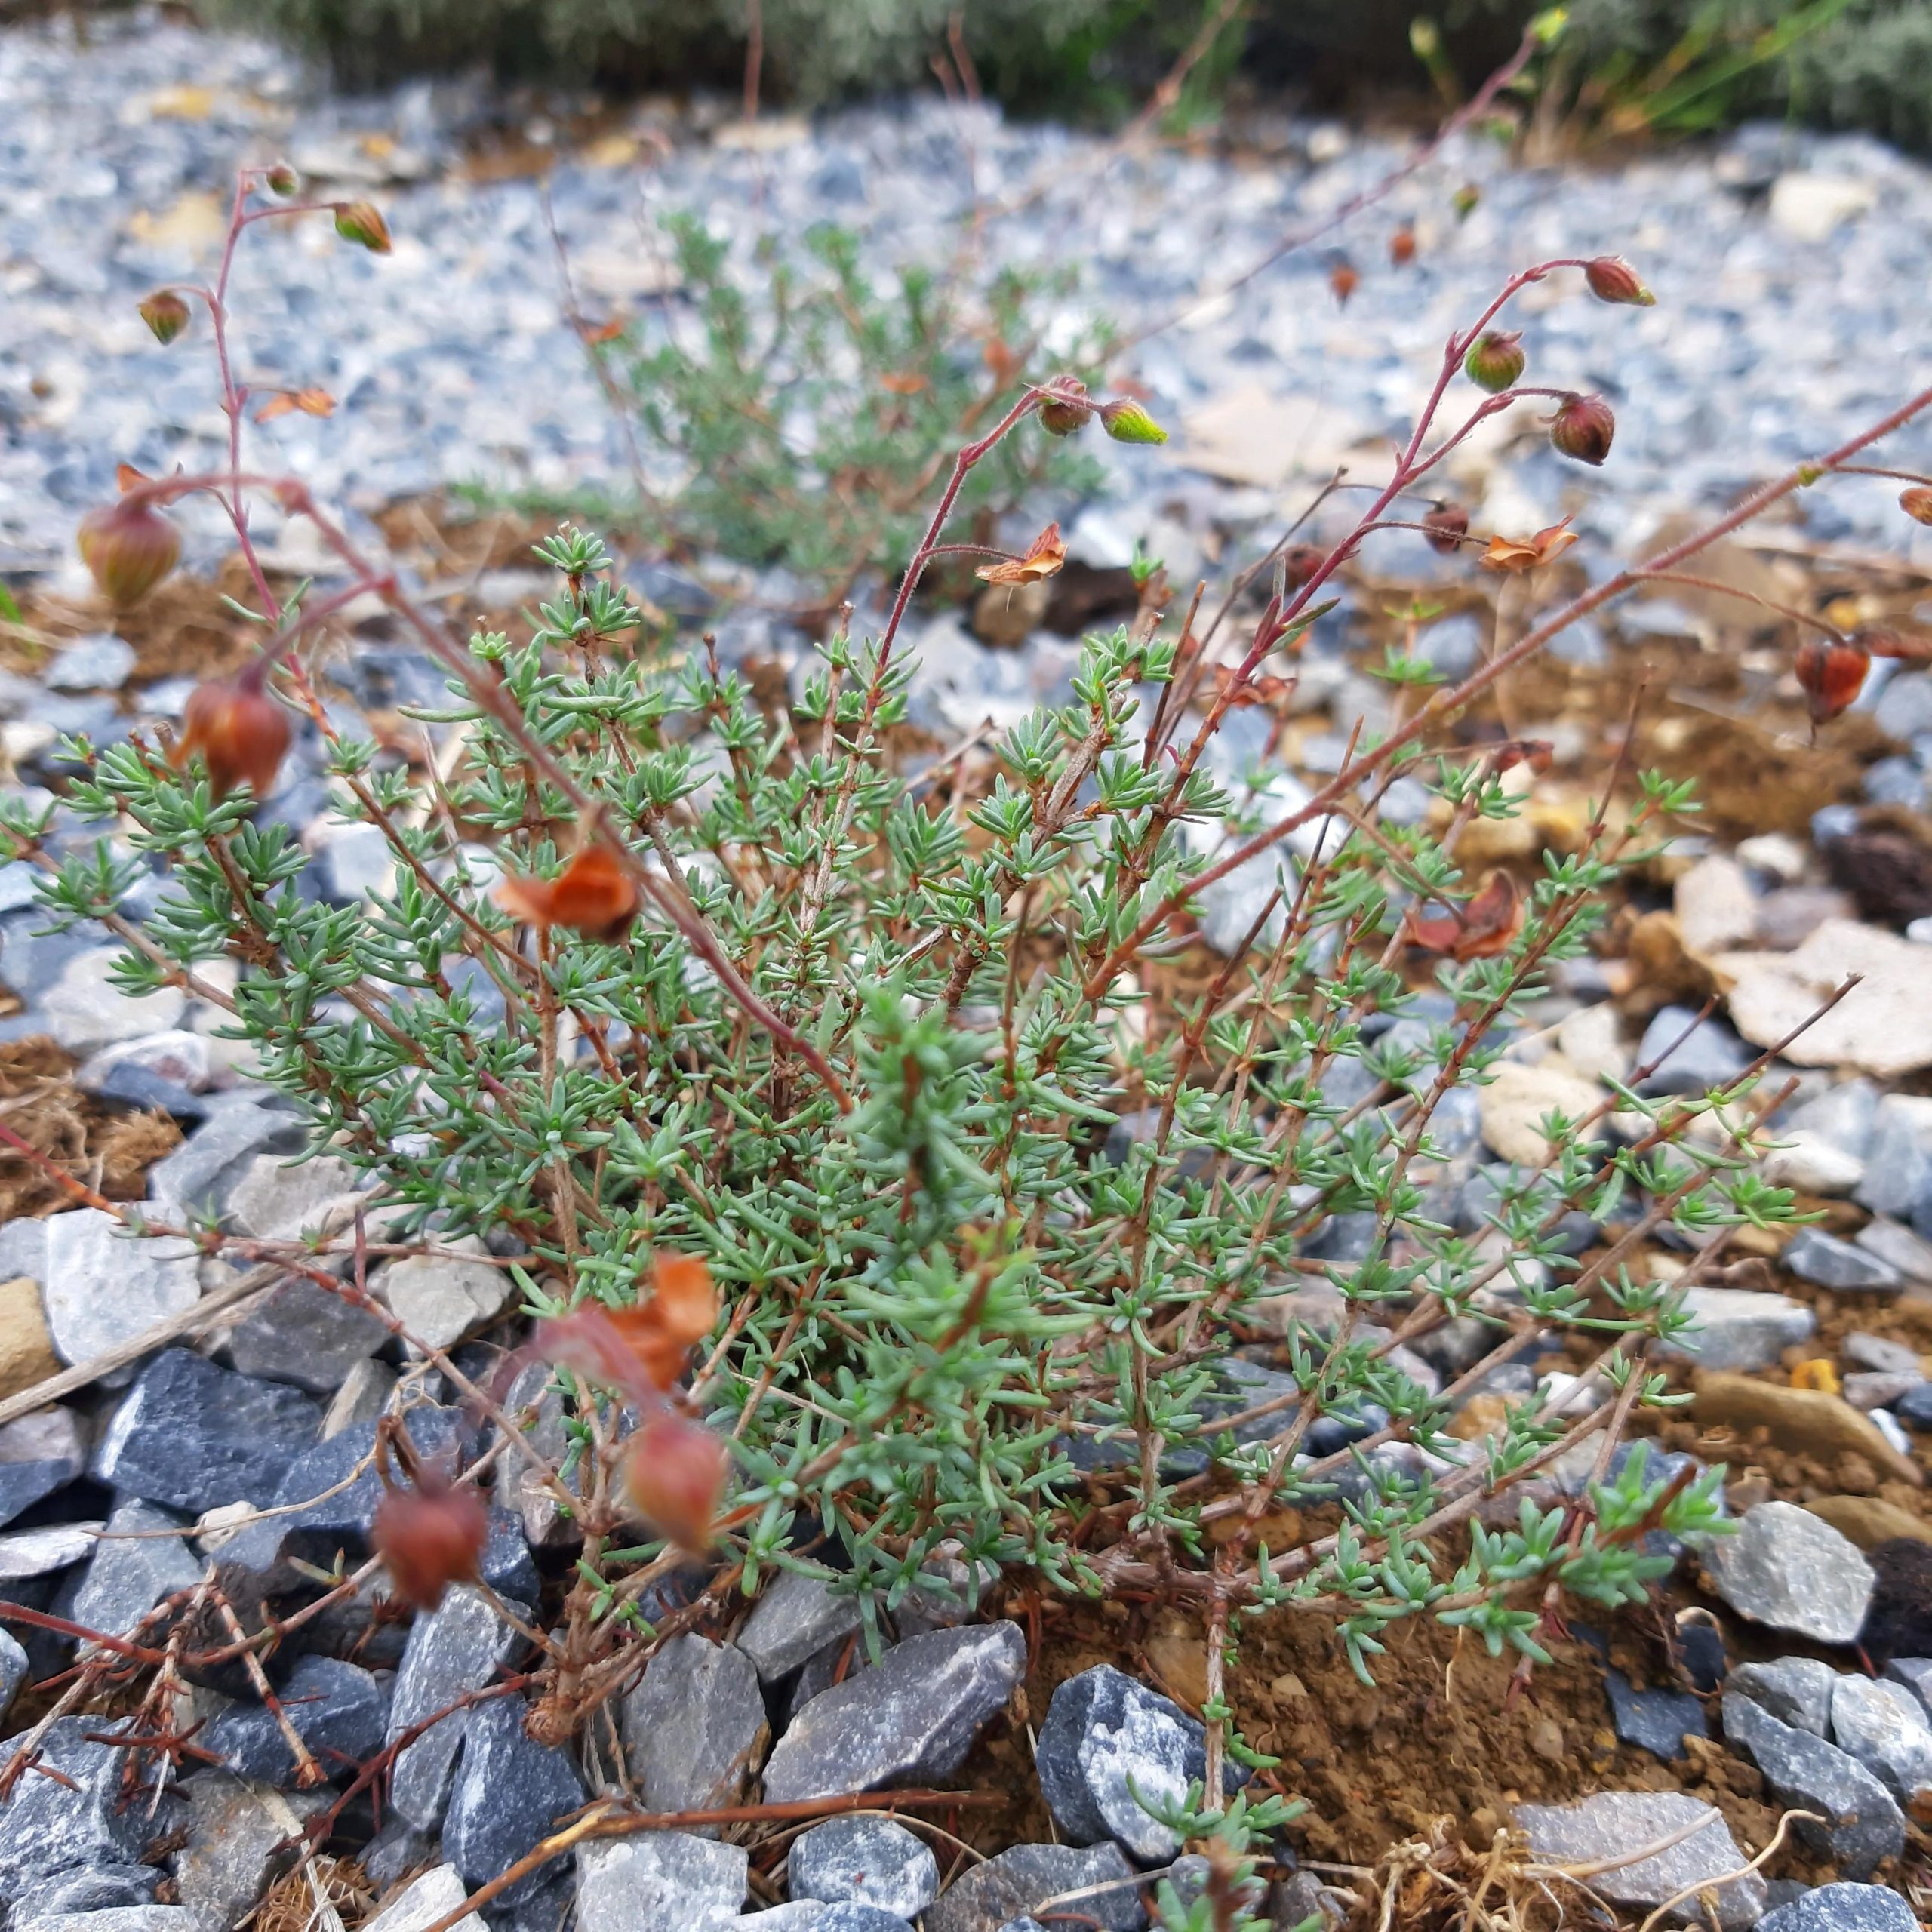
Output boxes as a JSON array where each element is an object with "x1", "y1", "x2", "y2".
[
  {"x1": 1423, "y1": 503, "x2": 1470, "y2": 555},
  {"x1": 1329, "y1": 260, "x2": 1359, "y2": 306},
  {"x1": 176, "y1": 675, "x2": 293, "y2": 801},
  {"x1": 1463, "y1": 330, "x2": 1525, "y2": 394},
  {"x1": 1583, "y1": 256, "x2": 1655, "y2": 306},
  {"x1": 1035, "y1": 377, "x2": 1092, "y2": 438},
  {"x1": 373, "y1": 1483, "x2": 488, "y2": 1611},
  {"x1": 1795, "y1": 635, "x2": 1871, "y2": 725},
  {"x1": 1549, "y1": 392, "x2": 1616, "y2": 466},
  {"x1": 1389, "y1": 226, "x2": 1417, "y2": 267},
  {"x1": 137, "y1": 291, "x2": 190, "y2": 346},
  {"x1": 76, "y1": 499, "x2": 181, "y2": 606},
  {"x1": 333, "y1": 200, "x2": 392, "y2": 253},
  {"x1": 1900, "y1": 486, "x2": 1932, "y2": 526},
  {"x1": 496, "y1": 841, "x2": 639, "y2": 942},
  {"x1": 624, "y1": 1411, "x2": 728, "y2": 1553}
]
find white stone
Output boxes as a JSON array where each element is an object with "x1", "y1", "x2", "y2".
[
  {"x1": 1770, "y1": 173, "x2": 1878, "y2": 243},
  {"x1": 75, "y1": 1029, "x2": 211, "y2": 1094},
  {"x1": 576, "y1": 1834, "x2": 748, "y2": 1932},
  {"x1": 1676, "y1": 854, "x2": 1758, "y2": 954},
  {"x1": 1737, "y1": 833, "x2": 1810, "y2": 883},
  {"x1": 377, "y1": 1238, "x2": 516, "y2": 1354},
  {"x1": 364, "y1": 1865, "x2": 487, "y2": 1932},
  {"x1": 1761, "y1": 1131, "x2": 1865, "y2": 1195},
  {"x1": 42, "y1": 951, "x2": 186, "y2": 1057},
  {"x1": 1657, "y1": 1286, "x2": 1816, "y2": 1370},
  {"x1": 41, "y1": 1209, "x2": 199, "y2": 1369},
  {"x1": 1719, "y1": 921, "x2": 1932, "y2": 1076}
]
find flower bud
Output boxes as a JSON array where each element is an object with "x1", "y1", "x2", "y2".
[
  {"x1": 1795, "y1": 635, "x2": 1870, "y2": 726},
  {"x1": 138, "y1": 291, "x2": 190, "y2": 346},
  {"x1": 177, "y1": 675, "x2": 293, "y2": 800},
  {"x1": 496, "y1": 841, "x2": 638, "y2": 942},
  {"x1": 1452, "y1": 183, "x2": 1480, "y2": 220},
  {"x1": 76, "y1": 499, "x2": 180, "y2": 606},
  {"x1": 1036, "y1": 377, "x2": 1092, "y2": 438},
  {"x1": 1549, "y1": 392, "x2": 1615, "y2": 466},
  {"x1": 624, "y1": 1411, "x2": 727, "y2": 1552},
  {"x1": 1900, "y1": 486, "x2": 1932, "y2": 526},
  {"x1": 334, "y1": 200, "x2": 392, "y2": 253},
  {"x1": 1389, "y1": 226, "x2": 1417, "y2": 267},
  {"x1": 1463, "y1": 330, "x2": 1524, "y2": 393},
  {"x1": 1328, "y1": 260, "x2": 1359, "y2": 306},
  {"x1": 265, "y1": 162, "x2": 301, "y2": 197},
  {"x1": 1423, "y1": 503, "x2": 1470, "y2": 555},
  {"x1": 1583, "y1": 256, "x2": 1654, "y2": 306},
  {"x1": 374, "y1": 1482, "x2": 488, "y2": 1611},
  {"x1": 1099, "y1": 400, "x2": 1167, "y2": 446}
]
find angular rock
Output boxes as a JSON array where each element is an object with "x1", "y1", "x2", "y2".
[
  {"x1": 75, "y1": 1029, "x2": 211, "y2": 1098},
  {"x1": 1897, "y1": 1383, "x2": 1932, "y2": 1429},
  {"x1": 1699, "y1": 1502, "x2": 1876, "y2": 1642},
  {"x1": 42, "y1": 948, "x2": 186, "y2": 1055},
  {"x1": 1719, "y1": 921, "x2": 1932, "y2": 1078},
  {"x1": 1883, "y1": 1657, "x2": 1932, "y2": 1721},
  {"x1": 1829, "y1": 1674, "x2": 1932, "y2": 1804},
  {"x1": 789, "y1": 1817, "x2": 939, "y2": 1917},
  {"x1": 59, "y1": 1498, "x2": 200, "y2": 1637},
  {"x1": 1036, "y1": 1663, "x2": 1229, "y2": 1861},
  {"x1": 0, "y1": 1521, "x2": 103, "y2": 1582},
  {"x1": 736, "y1": 1567, "x2": 863, "y2": 1682},
  {"x1": 762, "y1": 1622, "x2": 1026, "y2": 1804},
  {"x1": 1721, "y1": 1692, "x2": 1905, "y2": 1878},
  {"x1": 12, "y1": 1909, "x2": 198, "y2": 1932},
  {"x1": 1657, "y1": 1287, "x2": 1815, "y2": 1370},
  {"x1": 0, "y1": 1715, "x2": 150, "y2": 1897},
  {"x1": 363, "y1": 1863, "x2": 488, "y2": 1932},
  {"x1": 1728, "y1": 1657, "x2": 1841, "y2": 1736},
  {"x1": 377, "y1": 1240, "x2": 516, "y2": 1353},
  {"x1": 1512, "y1": 1792, "x2": 1764, "y2": 1930},
  {"x1": 171, "y1": 1771, "x2": 326, "y2": 1932},
  {"x1": 0, "y1": 1274, "x2": 60, "y2": 1403},
  {"x1": 814, "y1": 1909, "x2": 914, "y2": 1932},
  {"x1": 42, "y1": 1211, "x2": 198, "y2": 1370},
  {"x1": 1782, "y1": 1230, "x2": 1903, "y2": 1293},
  {"x1": 11, "y1": 1866, "x2": 160, "y2": 1918},
  {"x1": 1844, "y1": 1333, "x2": 1922, "y2": 1376},
  {"x1": 1761, "y1": 1133, "x2": 1864, "y2": 1195},
  {"x1": 575, "y1": 1831, "x2": 749, "y2": 1932},
  {"x1": 1854, "y1": 1100, "x2": 1932, "y2": 1220},
  {"x1": 1691, "y1": 1379, "x2": 1921, "y2": 1487},
  {"x1": 1758, "y1": 1883, "x2": 1919, "y2": 1932},
  {"x1": 1604, "y1": 1668, "x2": 1708, "y2": 1760},
  {"x1": 322, "y1": 1356, "x2": 398, "y2": 1437},
  {"x1": 1635, "y1": 1006, "x2": 1753, "y2": 1097},
  {"x1": 202, "y1": 1656, "x2": 389, "y2": 1786},
  {"x1": 924, "y1": 1844, "x2": 1146, "y2": 1932},
  {"x1": 386, "y1": 1584, "x2": 526, "y2": 1830},
  {"x1": 226, "y1": 1274, "x2": 389, "y2": 1392},
  {"x1": 1477, "y1": 1060, "x2": 1603, "y2": 1166},
  {"x1": 93, "y1": 1350, "x2": 320, "y2": 1511},
  {"x1": 443, "y1": 1696, "x2": 586, "y2": 1905},
  {"x1": 225, "y1": 1153, "x2": 361, "y2": 1243},
  {"x1": 0, "y1": 1417, "x2": 81, "y2": 1528},
  {"x1": 146, "y1": 1103, "x2": 308, "y2": 1224},
  {"x1": 728, "y1": 1908, "x2": 827, "y2": 1932},
  {"x1": 1843, "y1": 1373, "x2": 1923, "y2": 1412},
  {"x1": 621, "y1": 1633, "x2": 768, "y2": 1822},
  {"x1": 1857, "y1": 1216, "x2": 1932, "y2": 1284}
]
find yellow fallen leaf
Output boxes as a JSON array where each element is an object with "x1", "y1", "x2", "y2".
[{"x1": 147, "y1": 85, "x2": 214, "y2": 122}]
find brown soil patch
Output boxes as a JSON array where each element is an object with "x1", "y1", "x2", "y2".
[{"x1": 0, "y1": 1035, "x2": 182, "y2": 1219}]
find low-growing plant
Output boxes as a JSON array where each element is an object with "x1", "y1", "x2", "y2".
[{"x1": 9, "y1": 152, "x2": 1932, "y2": 1869}]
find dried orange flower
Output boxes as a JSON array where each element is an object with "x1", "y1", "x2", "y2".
[
  {"x1": 496, "y1": 841, "x2": 638, "y2": 942},
  {"x1": 1480, "y1": 518, "x2": 1578, "y2": 574},
  {"x1": 1404, "y1": 869, "x2": 1524, "y2": 962},
  {"x1": 1329, "y1": 260, "x2": 1360, "y2": 306},
  {"x1": 624, "y1": 1410, "x2": 728, "y2": 1552},
  {"x1": 1389, "y1": 226, "x2": 1417, "y2": 267},
  {"x1": 1794, "y1": 635, "x2": 1870, "y2": 725},
  {"x1": 539, "y1": 1254, "x2": 719, "y2": 1401},
  {"x1": 977, "y1": 523, "x2": 1067, "y2": 587},
  {"x1": 175, "y1": 675, "x2": 292, "y2": 801},
  {"x1": 373, "y1": 1481, "x2": 488, "y2": 1611}
]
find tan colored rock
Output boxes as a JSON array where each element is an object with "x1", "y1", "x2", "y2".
[
  {"x1": 971, "y1": 577, "x2": 1050, "y2": 648},
  {"x1": 0, "y1": 1275, "x2": 57, "y2": 1401},
  {"x1": 1676, "y1": 854, "x2": 1759, "y2": 955},
  {"x1": 1692, "y1": 1371, "x2": 1924, "y2": 1486},
  {"x1": 1178, "y1": 383, "x2": 1369, "y2": 491},
  {"x1": 1717, "y1": 920, "x2": 1932, "y2": 1077},
  {"x1": 1477, "y1": 1058, "x2": 1604, "y2": 1166},
  {"x1": 1804, "y1": 1494, "x2": 1932, "y2": 1550}
]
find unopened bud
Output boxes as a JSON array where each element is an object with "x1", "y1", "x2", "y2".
[
  {"x1": 137, "y1": 291, "x2": 190, "y2": 346},
  {"x1": 1583, "y1": 255, "x2": 1654, "y2": 306},
  {"x1": 1389, "y1": 226, "x2": 1417, "y2": 267},
  {"x1": 1549, "y1": 392, "x2": 1615, "y2": 466},
  {"x1": 1036, "y1": 377, "x2": 1092, "y2": 438},
  {"x1": 1452, "y1": 183, "x2": 1481, "y2": 220},
  {"x1": 624, "y1": 1411, "x2": 727, "y2": 1552},
  {"x1": 373, "y1": 1483, "x2": 488, "y2": 1612},
  {"x1": 76, "y1": 499, "x2": 180, "y2": 606},
  {"x1": 1463, "y1": 329, "x2": 1524, "y2": 393},
  {"x1": 1795, "y1": 635, "x2": 1870, "y2": 725},
  {"x1": 177, "y1": 675, "x2": 293, "y2": 801},
  {"x1": 1423, "y1": 503, "x2": 1470, "y2": 555},
  {"x1": 1329, "y1": 260, "x2": 1359, "y2": 306},
  {"x1": 334, "y1": 200, "x2": 392, "y2": 254},
  {"x1": 265, "y1": 162, "x2": 301, "y2": 197},
  {"x1": 1900, "y1": 486, "x2": 1932, "y2": 526},
  {"x1": 1100, "y1": 399, "x2": 1168, "y2": 445}
]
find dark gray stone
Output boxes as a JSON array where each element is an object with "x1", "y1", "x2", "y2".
[
  {"x1": 226, "y1": 1274, "x2": 389, "y2": 1392},
  {"x1": 1036, "y1": 1663, "x2": 1232, "y2": 1861},
  {"x1": 1855, "y1": 1107, "x2": 1932, "y2": 1220},
  {"x1": 788, "y1": 1817, "x2": 939, "y2": 1918},
  {"x1": 762, "y1": 1622, "x2": 1026, "y2": 1804},
  {"x1": 145, "y1": 1102, "x2": 308, "y2": 1223},
  {"x1": 924, "y1": 1844, "x2": 1146, "y2": 1932},
  {"x1": 92, "y1": 1350, "x2": 320, "y2": 1512},
  {"x1": 814, "y1": 1909, "x2": 913, "y2": 1932},
  {"x1": 1781, "y1": 1230, "x2": 1903, "y2": 1294},
  {"x1": 576, "y1": 1831, "x2": 748, "y2": 1932},
  {"x1": 1721, "y1": 1692, "x2": 1905, "y2": 1878},
  {"x1": 736, "y1": 1568, "x2": 863, "y2": 1683},
  {"x1": 1728, "y1": 1657, "x2": 1839, "y2": 1736},
  {"x1": 10, "y1": 1863, "x2": 159, "y2": 1918},
  {"x1": 1896, "y1": 1383, "x2": 1932, "y2": 1429},
  {"x1": 0, "y1": 1456, "x2": 79, "y2": 1530},
  {"x1": 1699, "y1": 1503, "x2": 1874, "y2": 1643},
  {"x1": 0, "y1": 1716, "x2": 150, "y2": 1897},
  {"x1": 1758, "y1": 1883, "x2": 1919, "y2": 1932},
  {"x1": 621, "y1": 1633, "x2": 768, "y2": 1822},
  {"x1": 1604, "y1": 1668, "x2": 1709, "y2": 1760},
  {"x1": 202, "y1": 1654, "x2": 389, "y2": 1785},
  {"x1": 170, "y1": 1771, "x2": 327, "y2": 1932},
  {"x1": 442, "y1": 1696, "x2": 586, "y2": 1906},
  {"x1": 1829, "y1": 1674, "x2": 1932, "y2": 1803},
  {"x1": 0, "y1": 1626, "x2": 25, "y2": 1718},
  {"x1": 386, "y1": 1584, "x2": 528, "y2": 1830},
  {"x1": 1512, "y1": 1793, "x2": 1765, "y2": 1929},
  {"x1": 57, "y1": 1498, "x2": 200, "y2": 1638},
  {"x1": 1634, "y1": 1007, "x2": 1753, "y2": 1097},
  {"x1": 1882, "y1": 1657, "x2": 1932, "y2": 1721}
]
